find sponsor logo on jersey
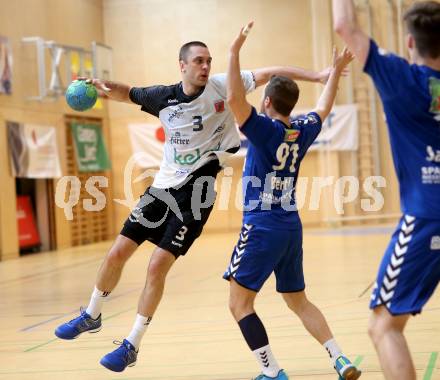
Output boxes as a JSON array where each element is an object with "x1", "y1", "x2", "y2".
[
  {"x1": 421, "y1": 146, "x2": 440, "y2": 183},
  {"x1": 431, "y1": 236, "x2": 440, "y2": 250},
  {"x1": 259, "y1": 190, "x2": 295, "y2": 206},
  {"x1": 175, "y1": 168, "x2": 191, "y2": 176},
  {"x1": 426, "y1": 145, "x2": 440, "y2": 162},
  {"x1": 270, "y1": 176, "x2": 293, "y2": 191},
  {"x1": 168, "y1": 105, "x2": 184, "y2": 123},
  {"x1": 213, "y1": 123, "x2": 225, "y2": 135},
  {"x1": 173, "y1": 143, "x2": 221, "y2": 165},
  {"x1": 429, "y1": 77, "x2": 440, "y2": 114},
  {"x1": 421, "y1": 166, "x2": 440, "y2": 184},
  {"x1": 214, "y1": 100, "x2": 225, "y2": 113},
  {"x1": 284, "y1": 129, "x2": 300, "y2": 142},
  {"x1": 170, "y1": 131, "x2": 189, "y2": 145},
  {"x1": 168, "y1": 98, "x2": 179, "y2": 104}
]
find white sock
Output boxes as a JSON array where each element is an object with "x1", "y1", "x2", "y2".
[
  {"x1": 85, "y1": 286, "x2": 110, "y2": 319},
  {"x1": 126, "y1": 314, "x2": 152, "y2": 350},
  {"x1": 252, "y1": 344, "x2": 280, "y2": 377},
  {"x1": 323, "y1": 338, "x2": 343, "y2": 365}
]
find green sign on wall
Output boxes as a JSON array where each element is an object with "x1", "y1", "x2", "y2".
[{"x1": 70, "y1": 123, "x2": 111, "y2": 172}]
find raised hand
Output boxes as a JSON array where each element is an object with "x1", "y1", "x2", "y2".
[
  {"x1": 230, "y1": 21, "x2": 254, "y2": 55},
  {"x1": 332, "y1": 46, "x2": 355, "y2": 72}
]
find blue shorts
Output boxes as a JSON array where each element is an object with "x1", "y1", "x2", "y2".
[
  {"x1": 370, "y1": 214, "x2": 440, "y2": 315},
  {"x1": 223, "y1": 224, "x2": 305, "y2": 293}
]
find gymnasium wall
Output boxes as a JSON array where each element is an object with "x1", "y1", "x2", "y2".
[
  {"x1": 0, "y1": 0, "x2": 415, "y2": 260},
  {"x1": 103, "y1": 0, "x2": 408, "y2": 232},
  {"x1": 0, "y1": 0, "x2": 110, "y2": 260},
  {"x1": 103, "y1": 0, "x2": 326, "y2": 232}
]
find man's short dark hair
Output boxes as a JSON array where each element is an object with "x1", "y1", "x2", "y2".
[
  {"x1": 404, "y1": 1, "x2": 440, "y2": 59},
  {"x1": 179, "y1": 41, "x2": 208, "y2": 62},
  {"x1": 264, "y1": 76, "x2": 300, "y2": 117}
]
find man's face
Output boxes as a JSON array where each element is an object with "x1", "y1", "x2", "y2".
[{"x1": 180, "y1": 46, "x2": 212, "y2": 87}]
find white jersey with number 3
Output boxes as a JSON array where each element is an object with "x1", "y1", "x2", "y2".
[{"x1": 130, "y1": 71, "x2": 255, "y2": 188}]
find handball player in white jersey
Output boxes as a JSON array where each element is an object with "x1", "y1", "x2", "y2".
[{"x1": 54, "y1": 40, "x2": 336, "y2": 372}]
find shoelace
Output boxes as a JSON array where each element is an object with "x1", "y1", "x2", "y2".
[
  {"x1": 111, "y1": 340, "x2": 136, "y2": 361},
  {"x1": 67, "y1": 306, "x2": 86, "y2": 324}
]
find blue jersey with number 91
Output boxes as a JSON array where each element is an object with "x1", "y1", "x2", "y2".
[{"x1": 240, "y1": 107, "x2": 322, "y2": 229}]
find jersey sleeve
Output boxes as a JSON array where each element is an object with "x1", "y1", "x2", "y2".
[
  {"x1": 291, "y1": 112, "x2": 322, "y2": 150},
  {"x1": 209, "y1": 71, "x2": 256, "y2": 97},
  {"x1": 364, "y1": 39, "x2": 412, "y2": 101},
  {"x1": 129, "y1": 85, "x2": 167, "y2": 117},
  {"x1": 241, "y1": 107, "x2": 284, "y2": 148}
]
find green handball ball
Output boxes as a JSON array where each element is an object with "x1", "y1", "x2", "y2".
[{"x1": 66, "y1": 80, "x2": 98, "y2": 111}]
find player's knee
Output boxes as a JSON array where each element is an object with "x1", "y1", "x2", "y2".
[
  {"x1": 368, "y1": 309, "x2": 393, "y2": 343},
  {"x1": 107, "y1": 245, "x2": 131, "y2": 266},
  {"x1": 283, "y1": 292, "x2": 308, "y2": 315},
  {"x1": 146, "y1": 257, "x2": 169, "y2": 285},
  {"x1": 367, "y1": 316, "x2": 379, "y2": 342},
  {"x1": 228, "y1": 297, "x2": 241, "y2": 316},
  {"x1": 229, "y1": 297, "x2": 253, "y2": 320},
  {"x1": 228, "y1": 299, "x2": 238, "y2": 318}
]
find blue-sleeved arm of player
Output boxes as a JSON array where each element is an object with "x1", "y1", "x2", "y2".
[
  {"x1": 364, "y1": 39, "x2": 411, "y2": 101},
  {"x1": 241, "y1": 107, "x2": 284, "y2": 148},
  {"x1": 291, "y1": 112, "x2": 322, "y2": 150}
]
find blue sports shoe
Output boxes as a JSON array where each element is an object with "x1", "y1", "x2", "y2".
[
  {"x1": 54, "y1": 308, "x2": 101, "y2": 340},
  {"x1": 335, "y1": 356, "x2": 362, "y2": 380},
  {"x1": 253, "y1": 369, "x2": 289, "y2": 380},
  {"x1": 100, "y1": 339, "x2": 138, "y2": 372}
]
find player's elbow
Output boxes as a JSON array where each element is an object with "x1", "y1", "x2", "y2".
[
  {"x1": 333, "y1": 18, "x2": 354, "y2": 38},
  {"x1": 334, "y1": 22, "x2": 347, "y2": 36},
  {"x1": 333, "y1": 17, "x2": 357, "y2": 38},
  {"x1": 336, "y1": 23, "x2": 364, "y2": 50},
  {"x1": 227, "y1": 94, "x2": 239, "y2": 108},
  {"x1": 252, "y1": 69, "x2": 272, "y2": 88}
]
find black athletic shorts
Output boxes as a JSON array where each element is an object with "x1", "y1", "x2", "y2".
[{"x1": 120, "y1": 159, "x2": 221, "y2": 257}]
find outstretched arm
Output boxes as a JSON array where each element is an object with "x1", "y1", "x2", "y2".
[
  {"x1": 313, "y1": 47, "x2": 354, "y2": 121},
  {"x1": 252, "y1": 65, "x2": 335, "y2": 87},
  {"x1": 226, "y1": 22, "x2": 254, "y2": 127},
  {"x1": 333, "y1": 0, "x2": 370, "y2": 66},
  {"x1": 81, "y1": 78, "x2": 133, "y2": 103}
]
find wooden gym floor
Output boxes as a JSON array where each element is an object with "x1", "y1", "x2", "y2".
[{"x1": 0, "y1": 226, "x2": 438, "y2": 380}]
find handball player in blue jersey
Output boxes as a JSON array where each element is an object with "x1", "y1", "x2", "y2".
[
  {"x1": 223, "y1": 22, "x2": 361, "y2": 380},
  {"x1": 333, "y1": 1, "x2": 440, "y2": 379}
]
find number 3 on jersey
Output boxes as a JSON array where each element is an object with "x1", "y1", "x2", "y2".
[
  {"x1": 272, "y1": 143, "x2": 299, "y2": 173},
  {"x1": 192, "y1": 116, "x2": 203, "y2": 131}
]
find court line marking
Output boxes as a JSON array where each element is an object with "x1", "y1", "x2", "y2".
[
  {"x1": 0, "y1": 256, "x2": 103, "y2": 286},
  {"x1": 20, "y1": 287, "x2": 140, "y2": 332},
  {"x1": 23, "y1": 337, "x2": 59, "y2": 353},
  {"x1": 112, "y1": 368, "x2": 384, "y2": 380},
  {"x1": 20, "y1": 272, "x2": 182, "y2": 332},
  {"x1": 358, "y1": 281, "x2": 375, "y2": 298},
  {"x1": 423, "y1": 352, "x2": 438, "y2": 380},
  {"x1": 353, "y1": 355, "x2": 364, "y2": 367},
  {"x1": 306, "y1": 226, "x2": 394, "y2": 236},
  {"x1": 20, "y1": 311, "x2": 80, "y2": 332},
  {"x1": 23, "y1": 306, "x2": 134, "y2": 352}
]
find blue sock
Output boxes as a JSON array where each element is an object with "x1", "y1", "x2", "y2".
[
  {"x1": 238, "y1": 313, "x2": 269, "y2": 350},
  {"x1": 238, "y1": 313, "x2": 280, "y2": 377}
]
